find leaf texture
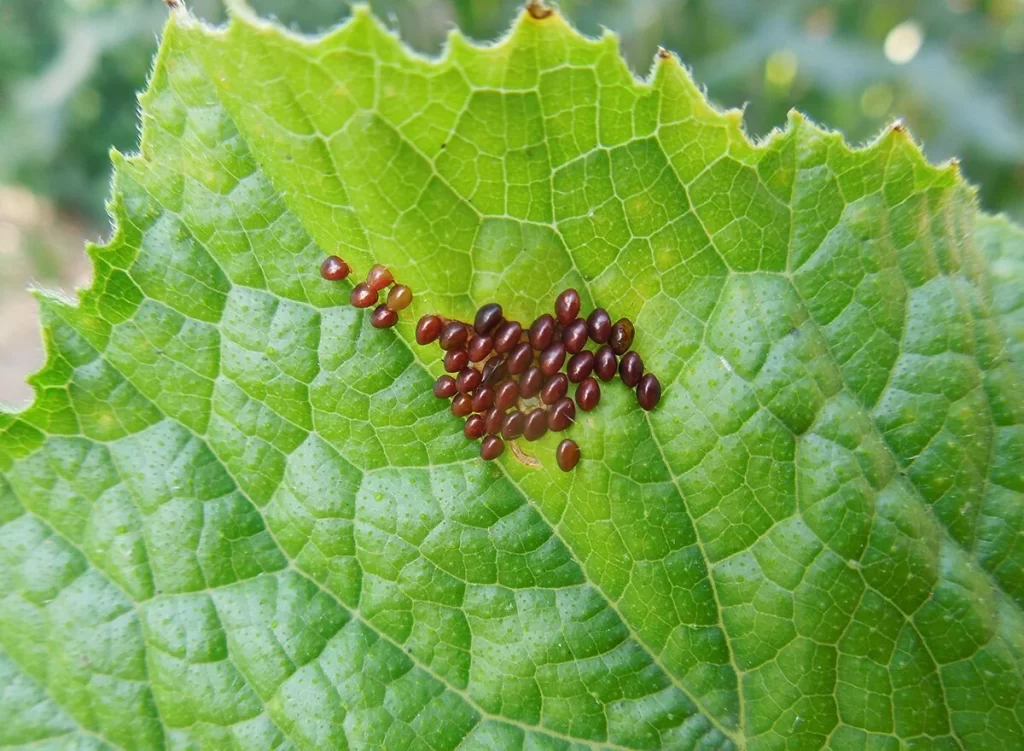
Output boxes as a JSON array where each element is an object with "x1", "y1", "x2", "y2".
[{"x1": 1, "y1": 5, "x2": 1023, "y2": 750}]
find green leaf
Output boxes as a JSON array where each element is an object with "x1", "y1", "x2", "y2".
[
  {"x1": 2, "y1": 5, "x2": 1023, "y2": 750},
  {"x1": 976, "y1": 215, "x2": 1024, "y2": 367}
]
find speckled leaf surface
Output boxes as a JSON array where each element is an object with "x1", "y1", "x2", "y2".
[{"x1": 2, "y1": 5, "x2": 1024, "y2": 750}]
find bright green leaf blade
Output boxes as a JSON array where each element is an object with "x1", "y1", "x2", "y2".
[
  {"x1": 2, "y1": 5, "x2": 1023, "y2": 750},
  {"x1": 976, "y1": 214, "x2": 1024, "y2": 366}
]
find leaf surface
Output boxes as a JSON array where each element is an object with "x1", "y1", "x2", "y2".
[{"x1": 1, "y1": 6, "x2": 1023, "y2": 750}]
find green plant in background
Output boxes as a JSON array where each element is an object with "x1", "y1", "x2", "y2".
[
  {"x1": 2, "y1": 3, "x2": 1024, "y2": 749},
  {"x1": 1, "y1": 0, "x2": 1022, "y2": 224}
]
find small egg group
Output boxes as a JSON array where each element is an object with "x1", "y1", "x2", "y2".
[{"x1": 319, "y1": 255, "x2": 411, "y2": 329}]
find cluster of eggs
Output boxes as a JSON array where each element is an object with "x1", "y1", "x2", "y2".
[
  {"x1": 415, "y1": 291, "x2": 660, "y2": 471},
  {"x1": 321, "y1": 258, "x2": 662, "y2": 472}
]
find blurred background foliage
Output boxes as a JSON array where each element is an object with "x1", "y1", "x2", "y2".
[
  {"x1": 0, "y1": 0, "x2": 1022, "y2": 402},
  {"x1": 1, "y1": 0, "x2": 1021, "y2": 225}
]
